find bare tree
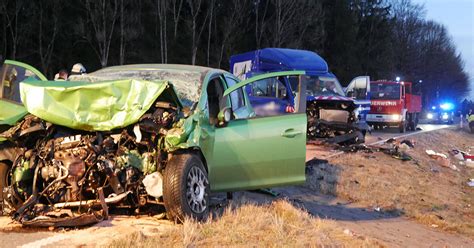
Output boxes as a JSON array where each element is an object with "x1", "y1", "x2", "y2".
[
  {"x1": 271, "y1": 0, "x2": 298, "y2": 47},
  {"x1": 37, "y1": 0, "x2": 59, "y2": 74},
  {"x1": 254, "y1": 0, "x2": 270, "y2": 49},
  {"x1": 156, "y1": 0, "x2": 168, "y2": 63},
  {"x1": 0, "y1": 0, "x2": 27, "y2": 59},
  {"x1": 186, "y1": 0, "x2": 209, "y2": 65},
  {"x1": 216, "y1": 0, "x2": 251, "y2": 68},
  {"x1": 82, "y1": 0, "x2": 119, "y2": 67},
  {"x1": 118, "y1": 0, "x2": 142, "y2": 65},
  {"x1": 206, "y1": 0, "x2": 216, "y2": 66},
  {"x1": 171, "y1": 0, "x2": 184, "y2": 39},
  {"x1": 390, "y1": 0, "x2": 426, "y2": 79}
]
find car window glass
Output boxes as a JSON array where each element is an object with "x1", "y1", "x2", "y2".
[
  {"x1": 1, "y1": 65, "x2": 41, "y2": 104},
  {"x1": 241, "y1": 76, "x2": 302, "y2": 118},
  {"x1": 206, "y1": 77, "x2": 227, "y2": 125},
  {"x1": 223, "y1": 75, "x2": 245, "y2": 112},
  {"x1": 248, "y1": 77, "x2": 287, "y2": 99}
]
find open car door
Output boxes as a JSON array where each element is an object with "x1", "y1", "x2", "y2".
[
  {"x1": 209, "y1": 71, "x2": 307, "y2": 191},
  {"x1": 0, "y1": 60, "x2": 47, "y2": 103},
  {"x1": 0, "y1": 60, "x2": 47, "y2": 127},
  {"x1": 345, "y1": 76, "x2": 370, "y2": 101},
  {"x1": 345, "y1": 76, "x2": 371, "y2": 121}
]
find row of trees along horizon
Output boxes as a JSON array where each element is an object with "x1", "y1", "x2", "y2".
[{"x1": 0, "y1": 0, "x2": 470, "y2": 106}]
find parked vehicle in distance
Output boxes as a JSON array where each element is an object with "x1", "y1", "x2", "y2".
[
  {"x1": 367, "y1": 80, "x2": 422, "y2": 132},
  {"x1": 230, "y1": 48, "x2": 369, "y2": 144},
  {"x1": 425, "y1": 102, "x2": 455, "y2": 124},
  {"x1": 0, "y1": 61, "x2": 308, "y2": 226}
]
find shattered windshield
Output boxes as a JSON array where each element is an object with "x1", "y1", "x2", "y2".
[
  {"x1": 70, "y1": 69, "x2": 203, "y2": 107},
  {"x1": 371, "y1": 83, "x2": 400, "y2": 100},
  {"x1": 303, "y1": 76, "x2": 345, "y2": 97}
]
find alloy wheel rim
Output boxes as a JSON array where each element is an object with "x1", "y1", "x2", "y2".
[{"x1": 186, "y1": 166, "x2": 208, "y2": 213}]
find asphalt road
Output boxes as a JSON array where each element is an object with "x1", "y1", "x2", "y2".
[{"x1": 365, "y1": 123, "x2": 452, "y2": 144}]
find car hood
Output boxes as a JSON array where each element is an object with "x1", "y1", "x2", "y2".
[
  {"x1": 20, "y1": 79, "x2": 181, "y2": 131},
  {"x1": 0, "y1": 100, "x2": 27, "y2": 126}
]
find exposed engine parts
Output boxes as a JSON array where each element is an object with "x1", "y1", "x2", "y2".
[
  {"x1": 307, "y1": 100, "x2": 366, "y2": 144},
  {"x1": 0, "y1": 101, "x2": 178, "y2": 227}
]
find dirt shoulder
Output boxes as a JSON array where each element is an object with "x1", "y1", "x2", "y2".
[
  {"x1": 1, "y1": 127, "x2": 473, "y2": 247},
  {"x1": 322, "y1": 127, "x2": 474, "y2": 237}
]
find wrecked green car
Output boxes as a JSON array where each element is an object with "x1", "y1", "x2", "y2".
[{"x1": 0, "y1": 61, "x2": 307, "y2": 226}]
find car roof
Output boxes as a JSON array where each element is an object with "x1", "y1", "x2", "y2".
[
  {"x1": 231, "y1": 48, "x2": 329, "y2": 75},
  {"x1": 93, "y1": 64, "x2": 226, "y2": 76}
]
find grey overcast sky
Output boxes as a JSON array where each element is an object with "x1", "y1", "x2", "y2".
[{"x1": 412, "y1": 0, "x2": 474, "y2": 99}]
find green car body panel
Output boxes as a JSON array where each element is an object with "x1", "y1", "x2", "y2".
[
  {"x1": 0, "y1": 60, "x2": 47, "y2": 142},
  {"x1": 20, "y1": 79, "x2": 180, "y2": 131},
  {"x1": 1, "y1": 61, "x2": 307, "y2": 192}
]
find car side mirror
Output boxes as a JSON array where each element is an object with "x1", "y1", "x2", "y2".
[{"x1": 217, "y1": 107, "x2": 232, "y2": 127}]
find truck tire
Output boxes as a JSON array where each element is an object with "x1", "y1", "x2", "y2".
[
  {"x1": 163, "y1": 153, "x2": 210, "y2": 223},
  {"x1": 408, "y1": 113, "x2": 417, "y2": 131},
  {"x1": 399, "y1": 121, "x2": 406, "y2": 133}
]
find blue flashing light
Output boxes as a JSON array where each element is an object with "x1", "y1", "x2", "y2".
[
  {"x1": 431, "y1": 106, "x2": 436, "y2": 110},
  {"x1": 440, "y1": 102, "x2": 454, "y2": 111}
]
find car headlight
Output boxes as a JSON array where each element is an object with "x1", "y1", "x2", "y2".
[
  {"x1": 442, "y1": 113, "x2": 449, "y2": 120},
  {"x1": 391, "y1": 114, "x2": 400, "y2": 120},
  {"x1": 427, "y1": 113, "x2": 434, "y2": 119}
]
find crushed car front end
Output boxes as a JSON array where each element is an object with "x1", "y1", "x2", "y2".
[
  {"x1": 0, "y1": 69, "x2": 196, "y2": 227},
  {"x1": 304, "y1": 76, "x2": 367, "y2": 144}
]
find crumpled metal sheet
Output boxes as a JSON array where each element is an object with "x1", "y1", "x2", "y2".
[
  {"x1": 21, "y1": 213, "x2": 104, "y2": 227},
  {"x1": 19, "y1": 79, "x2": 171, "y2": 131},
  {"x1": 164, "y1": 114, "x2": 202, "y2": 151},
  {"x1": 71, "y1": 68, "x2": 202, "y2": 108}
]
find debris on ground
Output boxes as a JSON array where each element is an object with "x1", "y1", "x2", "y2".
[
  {"x1": 450, "y1": 149, "x2": 474, "y2": 168},
  {"x1": 426, "y1": 150, "x2": 448, "y2": 159},
  {"x1": 426, "y1": 150, "x2": 459, "y2": 171},
  {"x1": 338, "y1": 140, "x2": 413, "y2": 161},
  {"x1": 400, "y1": 139, "x2": 415, "y2": 148},
  {"x1": 468, "y1": 179, "x2": 474, "y2": 187}
]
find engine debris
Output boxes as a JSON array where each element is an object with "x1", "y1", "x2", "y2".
[{"x1": 0, "y1": 100, "x2": 179, "y2": 227}]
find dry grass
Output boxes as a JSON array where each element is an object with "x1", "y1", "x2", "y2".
[
  {"x1": 330, "y1": 127, "x2": 474, "y2": 237},
  {"x1": 108, "y1": 200, "x2": 382, "y2": 247}
]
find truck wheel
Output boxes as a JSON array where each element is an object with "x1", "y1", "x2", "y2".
[
  {"x1": 163, "y1": 153, "x2": 210, "y2": 223},
  {"x1": 399, "y1": 121, "x2": 406, "y2": 133}
]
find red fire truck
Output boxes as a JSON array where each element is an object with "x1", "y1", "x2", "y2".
[{"x1": 367, "y1": 81, "x2": 422, "y2": 133}]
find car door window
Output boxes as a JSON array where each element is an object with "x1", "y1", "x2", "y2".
[
  {"x1": 249, "y1": 77, "x2": 287, "y2": 99},
  {"x1": 223, "y1": 75, "x2": 245, "y2": 112},
  {"x1": 1, "y1": 63, "x2": 45, "y2": 104},
  {"x1": 206, "y1": 76, "x2": 227, "y2": 125}
]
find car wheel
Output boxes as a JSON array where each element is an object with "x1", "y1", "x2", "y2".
[{"x1": 163, "y1": 153, "x2": 210, "y2": 222}]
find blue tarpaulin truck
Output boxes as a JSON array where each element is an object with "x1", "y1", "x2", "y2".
[{"x1": 230, "y1": 48, "x2": 370, "y2": 144}]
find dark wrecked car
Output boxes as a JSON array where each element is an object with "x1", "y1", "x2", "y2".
[{"x1": 0, "y1": 61, "x2": 308, "y2": 226}]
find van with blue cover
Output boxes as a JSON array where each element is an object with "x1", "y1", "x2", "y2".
[{"x1": 230, "y1": 48, "x2": 370, "y2": 144}]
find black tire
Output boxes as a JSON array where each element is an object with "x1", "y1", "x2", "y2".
[
  {"x1": 163, "y1": 153, "x2": 210, "y2": 222},
  {"x1": 399, "y1": 121, "x2": 406, "y2": 133}
]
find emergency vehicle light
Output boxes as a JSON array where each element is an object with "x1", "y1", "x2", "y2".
[{"x1": 440, "y1": 103, "x2": 454, "y2": 111}]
